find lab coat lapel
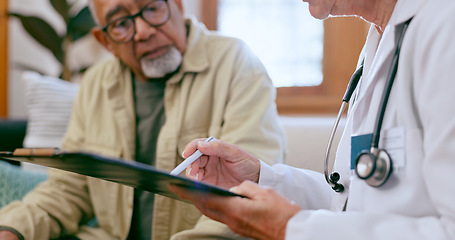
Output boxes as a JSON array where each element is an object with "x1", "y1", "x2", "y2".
[
  {"x1": 392, "y1": 0, "x2": 425, "y2": 26},
  {"x1": 352, "y1": 26, "x2": 396, "y2": 134},
  {"x1": 351, "y1": 0, "x2": 424, "y2": 134}
]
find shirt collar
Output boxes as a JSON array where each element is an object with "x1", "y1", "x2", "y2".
[
  {"x1": 179, "y1": 16, "x2": 210, "y2": 73},
  {"x1": 165, "y1": 16, "x2": 210, "y2": 84}
]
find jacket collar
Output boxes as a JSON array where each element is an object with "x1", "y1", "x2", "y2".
[{"x1": 166, "y1": 16, "x2": 210, "y2": 84}]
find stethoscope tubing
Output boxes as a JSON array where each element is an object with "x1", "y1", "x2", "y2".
[
  {"x1": 324, "y1": 62, "x2": 364, "y2": 191},
  {"x1": 323, "y1": 101, "x2": 347, "y2": 187},
  {"x1": 371, "y1": 19, "x2": 412, "y2": 148}
]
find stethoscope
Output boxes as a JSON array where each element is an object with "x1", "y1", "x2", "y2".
[{"x1": 324, "y1": 19, "x2": 412, "y2": 193}]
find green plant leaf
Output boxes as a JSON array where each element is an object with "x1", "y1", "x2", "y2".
[
  {"x1": 67, "y1": 7, "x2": 96, "y2": 41},
  {"x1": 50, "y1": 0, "x2": 70, "y2": 24},
  {"x1": 10, "y1": 13, "x2": 64, "y2": 64}
]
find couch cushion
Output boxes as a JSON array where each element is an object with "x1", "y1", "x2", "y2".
[
  {"x1": 280, "y1": 116, "x2": 345, "y2": 173},
  {"x1": 21, "y1": 71, "x2": 79, "y2": 172},
  {"x1": 22, "y1": 71, "x2": 79, "y2": 149},
  {"x1": 0, "y1": 161, "x2": 48, "y2": 208}
]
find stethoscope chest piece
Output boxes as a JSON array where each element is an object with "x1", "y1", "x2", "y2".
[{"x1": 355, "y1": 148, "x2": 393, "y2": 187}]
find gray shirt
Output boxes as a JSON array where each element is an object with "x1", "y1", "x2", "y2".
[{"x1": 128, "y1": 77, "x2": 166, "y2": 240}]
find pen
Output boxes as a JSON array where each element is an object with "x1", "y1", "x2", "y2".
[{"x1": 169, "y1": 136, "x2": 216, "y2": 176}]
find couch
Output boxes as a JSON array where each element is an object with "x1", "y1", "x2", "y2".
[
  {"x1": 0, "y1": 118, "x2": 48, "y2": 208},
  {"x1": 279, "y1": 115, "x2": 345, "y2": 173},
  {"x1": 0, "y1": 118, "x2": 27, "y2": 165}
]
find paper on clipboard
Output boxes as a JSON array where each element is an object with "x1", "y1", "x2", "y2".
[{"x1": 0, "y1": 149, "x2": 243, "y2": 202}]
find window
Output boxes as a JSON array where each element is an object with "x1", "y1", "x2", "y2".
[
  {"x1": 201, "y1": 1, "x2": 368, "y2": 114},
  {"x1": 218, "y1": 0, "x2": 323, "y2": 87},
  {"x1": 0, "y1": 1, "x2": 369, "y2": 116}
]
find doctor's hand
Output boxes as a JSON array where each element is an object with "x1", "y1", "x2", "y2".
[
  {"x1": 182, "y1": 139, "x2": 261, "y2": 189},
  {"x1": 170, "y1": 180, "x2": 301, "y2": 240}
]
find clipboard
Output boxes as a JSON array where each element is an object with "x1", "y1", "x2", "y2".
[{"x1": 0, "y1": 148, "x2": 243, "y2": 202}]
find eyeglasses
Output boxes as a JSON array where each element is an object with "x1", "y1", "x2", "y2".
[{"x1": 102, "y1": 0, "x2": 170, "y2": 44}]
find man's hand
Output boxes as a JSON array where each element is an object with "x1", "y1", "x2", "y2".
[
  {"x1": 182, "y1": 139, "x2": 262, "y2": 189},
  {"x1": 170, "y1": 181, "x2": 301, "y2": 240},
  {"x1": 0, "y1": 230, "x2": 20, "y2": 240}
]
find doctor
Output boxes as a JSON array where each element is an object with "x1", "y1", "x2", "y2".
[{"x1": 171, "y1": 0, "x2": 455, "y2": 239}]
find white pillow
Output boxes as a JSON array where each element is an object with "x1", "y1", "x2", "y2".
[{"x1": 21, "y1": 71, "x2": 79, "y2": 171}]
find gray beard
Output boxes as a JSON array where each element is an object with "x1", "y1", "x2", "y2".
[{"x1": 140, "y1": 46, "x2": 182, "y2": 78}]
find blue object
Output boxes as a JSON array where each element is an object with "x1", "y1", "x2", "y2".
[{"x1": 0, "y1": 161, "x2": 48, "y2": 208}]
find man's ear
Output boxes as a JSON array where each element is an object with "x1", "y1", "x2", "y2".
[{"x1": 91, "y1": 27, "x2": 117, "y2": 56}]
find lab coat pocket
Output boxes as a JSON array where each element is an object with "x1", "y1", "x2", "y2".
[
  {"x1": 348, "y1": 127, "x2": 423, "y2": 213},
  {"x1": 381, "y1": 126, "x2": 423, "y2": 176},
  {"x1": 401, "y1": 127, "x2": 423, "y2": 177},
  {"x1": 379, "y1": 126, "x2": 406, "y2": 172}
]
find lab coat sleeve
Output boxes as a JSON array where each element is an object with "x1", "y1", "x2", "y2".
[
  {"x1": 286, "y1": 210, "x2": 450, "y2": 239},
  {"x1": 410, "y1": 4, "x2": 455, "y2": 239},
  {"x1": 259, "y1": 162, "x2": 332, "y2": 210},
  {"x1": 283, "y1": 5, "x2": 455, "y2": 239}
]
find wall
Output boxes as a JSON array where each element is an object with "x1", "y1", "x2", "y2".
[
  {"x1": 7, "y1": 0, "x2": 201, "y2": 118},
  {"x1": 8, "y1": 0, "x2": 64, "y2": 118},
  {"x1": 183, "y1": 0, "x2": 200, "y2": 19},
  {"x1": 0, "y1": 0, "x2": 7, "y2": 117}
]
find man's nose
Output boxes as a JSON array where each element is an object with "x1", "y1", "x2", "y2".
[{"x1": 134, "y1": 17, "x2": 157, "y2": 42}]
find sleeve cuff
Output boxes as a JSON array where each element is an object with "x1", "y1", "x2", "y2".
[{"x1": 258, "y1": 159, "x2": 277, "y2": 188}]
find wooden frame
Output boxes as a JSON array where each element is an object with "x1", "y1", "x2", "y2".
[
  {"x1": 0, "y1": 0, "x2": 7, "y2": 117},
  {"x1": 202, "y1": 2, "x2": 369, "y2": 114},
  {"x1": 277, "y1": 17, "x2": 368, "y2": 114},
  {"x1": 200, "y1": 0, "x2": 218, "y2": 30}
]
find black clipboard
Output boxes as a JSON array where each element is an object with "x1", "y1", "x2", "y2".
[{"x1": 0, "y1": 149, "x2": 243, "y2": 202}]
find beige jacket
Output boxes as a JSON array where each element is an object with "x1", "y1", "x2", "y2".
[{"x1": 0, "y1": 17, "x2": 285, "y2": 240}]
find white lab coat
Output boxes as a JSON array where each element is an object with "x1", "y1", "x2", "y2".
[{"x1": 259, "y1": 0, "x2": 455, "y2": 238}]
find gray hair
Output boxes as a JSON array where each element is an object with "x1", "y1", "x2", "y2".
[{"x1": 87, "y1": 0, "x2": 100, "y2": 25}]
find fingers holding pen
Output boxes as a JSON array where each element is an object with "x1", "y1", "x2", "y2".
[
  {"x1": 181, "y1": 137, "x2": 215, "y2": 180},
  {"x1": 182, "y1": 138, "x2": 226, "y2": 157},
  {"x1": 186, "y1": 155, "x2": 209, "y2": 180},
  {"x1": 182, "y1": 138, "x2": 207, "y2": 158},
  {"x1": 195, "y1": 139, "x2": 244, "y2": 162},
  {"x1": 182, "y1": 137, "x2": 249, "y2": 165},
  {"x1": 181, "y1": 137, "x2": 261, "y2": 187}
]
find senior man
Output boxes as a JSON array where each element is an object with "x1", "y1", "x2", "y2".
[{"x1": 0, "y1": 0, "x2": 285, "y2": 239}]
